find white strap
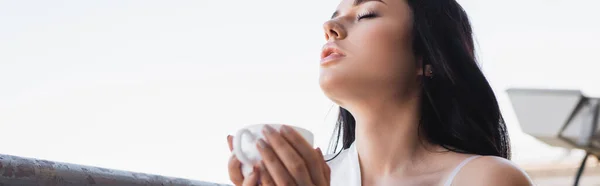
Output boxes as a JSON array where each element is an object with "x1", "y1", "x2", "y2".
[{"x1": 443, "y1": 156, "x2": 481, "y2": 186}]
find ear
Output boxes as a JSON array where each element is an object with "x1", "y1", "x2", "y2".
[{"x1": 416, "y1": 57, "x2": 433, "y2": 78}]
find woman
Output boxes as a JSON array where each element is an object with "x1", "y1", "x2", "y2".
[{"x1": 227, "y1": 0, "x2": 533, "y2": 185}]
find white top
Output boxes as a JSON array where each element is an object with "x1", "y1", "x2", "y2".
[
  {"x1": 325, "y1": 143, "x2": 362, "y2": 186},
  {"x1": 326, "y1": 143, "x2": 481, "y2": 186}
]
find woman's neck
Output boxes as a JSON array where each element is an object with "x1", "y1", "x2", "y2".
[{"x1": 345, "y1": 95, "x2": 434, "y2": 179}]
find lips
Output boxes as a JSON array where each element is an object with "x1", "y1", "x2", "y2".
[{"x1": 320, "y1": 43, "x2": 346, "y2": 65}]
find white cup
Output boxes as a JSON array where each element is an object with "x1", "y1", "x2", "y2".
[{"x1": 233, "y1": 124, "x2": 314, "y2": 177}]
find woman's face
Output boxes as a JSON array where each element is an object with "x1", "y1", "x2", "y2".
[{"x1": 319, "y1": 0, "x2": 421, "y2": 106}]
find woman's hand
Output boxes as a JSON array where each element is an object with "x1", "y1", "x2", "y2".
[
  {"x1": 255, "y1": 125, "x2": 330, "y2": 186},
  {"x1": 227, "y1": 135, "x2": 261, "y2": 186},
  {"x1": 226, "y1": 125, "x2": 330, "y2": 186},
  {"x1": 228, "y1": 135, "x2": 279, "y2": 186}
]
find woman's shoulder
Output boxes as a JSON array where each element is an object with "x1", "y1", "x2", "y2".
[{"x1": 452, "y1": 156, "x2": 533, "y2": 186}]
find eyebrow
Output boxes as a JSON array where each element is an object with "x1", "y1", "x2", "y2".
[{"x1": 330, "y1": 0, "x2": 385, "y2": 19}]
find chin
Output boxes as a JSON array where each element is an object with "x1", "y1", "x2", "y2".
[{"x1": 319, "y1": 72, "x2": 348, "y2": 106}]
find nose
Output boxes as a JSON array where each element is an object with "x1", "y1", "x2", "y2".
[{"x1": 323, "y1": 20, "x2": 347, "y2": 41}]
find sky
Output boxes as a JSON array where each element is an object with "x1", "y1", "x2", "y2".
[{"x1": 1, "y1": 0, "x2": 599, "y2": 184}]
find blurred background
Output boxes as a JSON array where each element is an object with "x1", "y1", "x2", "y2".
[{"x1": 1, "y1": 0, "x2": 599, "y2": 185}]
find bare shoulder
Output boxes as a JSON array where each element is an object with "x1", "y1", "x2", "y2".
[{"x1": 452, "y1": 156, "x2": 533, "y2": 186}]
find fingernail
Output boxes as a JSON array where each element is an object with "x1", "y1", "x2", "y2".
[
  {"x1": 316, "y1": 147, "x2": 322, "y2": 155},
  {"x1": 280, "y1": 125, "x2": 292, "y2": 134},
  {"x1": 263, "y1": 125, "x2": 276, "y2": 134},
  {"x1": 257, "y1": 139, "x2": 268, "y2": 149},
  {"x1": 227, "y1": 135, "x2": 232, "y2": 140}
]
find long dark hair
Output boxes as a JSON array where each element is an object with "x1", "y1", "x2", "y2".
[{"x1": 327, "y1": 0, "x2": 511, "y2": 159}]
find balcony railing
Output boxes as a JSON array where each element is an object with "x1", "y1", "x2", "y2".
[{"x1": 0, "y1": 154, "x2": 230, "y2": 186}]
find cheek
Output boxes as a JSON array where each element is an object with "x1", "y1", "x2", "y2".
[{"x1": 351, "y1": 23, "x2": 416, "y2": 80}]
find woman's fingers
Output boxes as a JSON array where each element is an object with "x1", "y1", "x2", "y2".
[
  {"x1": 256, "y1": 138, "x2": 299, "y2": 186},
  {"x1": 280, "y1": 125, "x2": 327, "y2": 185},
  {"x1": 227, "y1": 135, "x2": 245, "y2": 185},
  {"x1": 228, "y1": 154, "x2": 244, "y2": 186},
  {"x1": 242, "y1": 167, "x2": 259, "y2": 186},
  {"x1": 259, "y1": 163, "x2": 276, "y2": 186},
  {"x1": 262, "y1": 125, "x2": 312, "y2": 185},
  {"x1": 316, "y1": 148, "x2": 331, "y2": 184}
]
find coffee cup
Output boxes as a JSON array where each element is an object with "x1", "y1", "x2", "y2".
[{"x1": 233, "y1": 124, "x2": 314, "y2": 177}]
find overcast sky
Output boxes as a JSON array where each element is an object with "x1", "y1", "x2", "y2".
[{"x1": 1, "y1": 0, "x2": 599, "y2": 184}]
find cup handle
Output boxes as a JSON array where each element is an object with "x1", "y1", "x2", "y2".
[{"x1": 234, "y1": 128, "x2": 257, "y2": 165}]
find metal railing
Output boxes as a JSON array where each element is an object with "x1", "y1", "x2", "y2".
[{"x1": 0, "y1": 154, "x2": 230, "y2": 186}]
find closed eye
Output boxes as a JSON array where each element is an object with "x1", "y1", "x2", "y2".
[{"x1": 357, "y1": 12, "x2": 378, "y2": 20}]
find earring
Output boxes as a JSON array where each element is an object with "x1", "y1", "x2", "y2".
[{"x1": 425, "y1": 65, "x2": 433, "y2": 78}]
